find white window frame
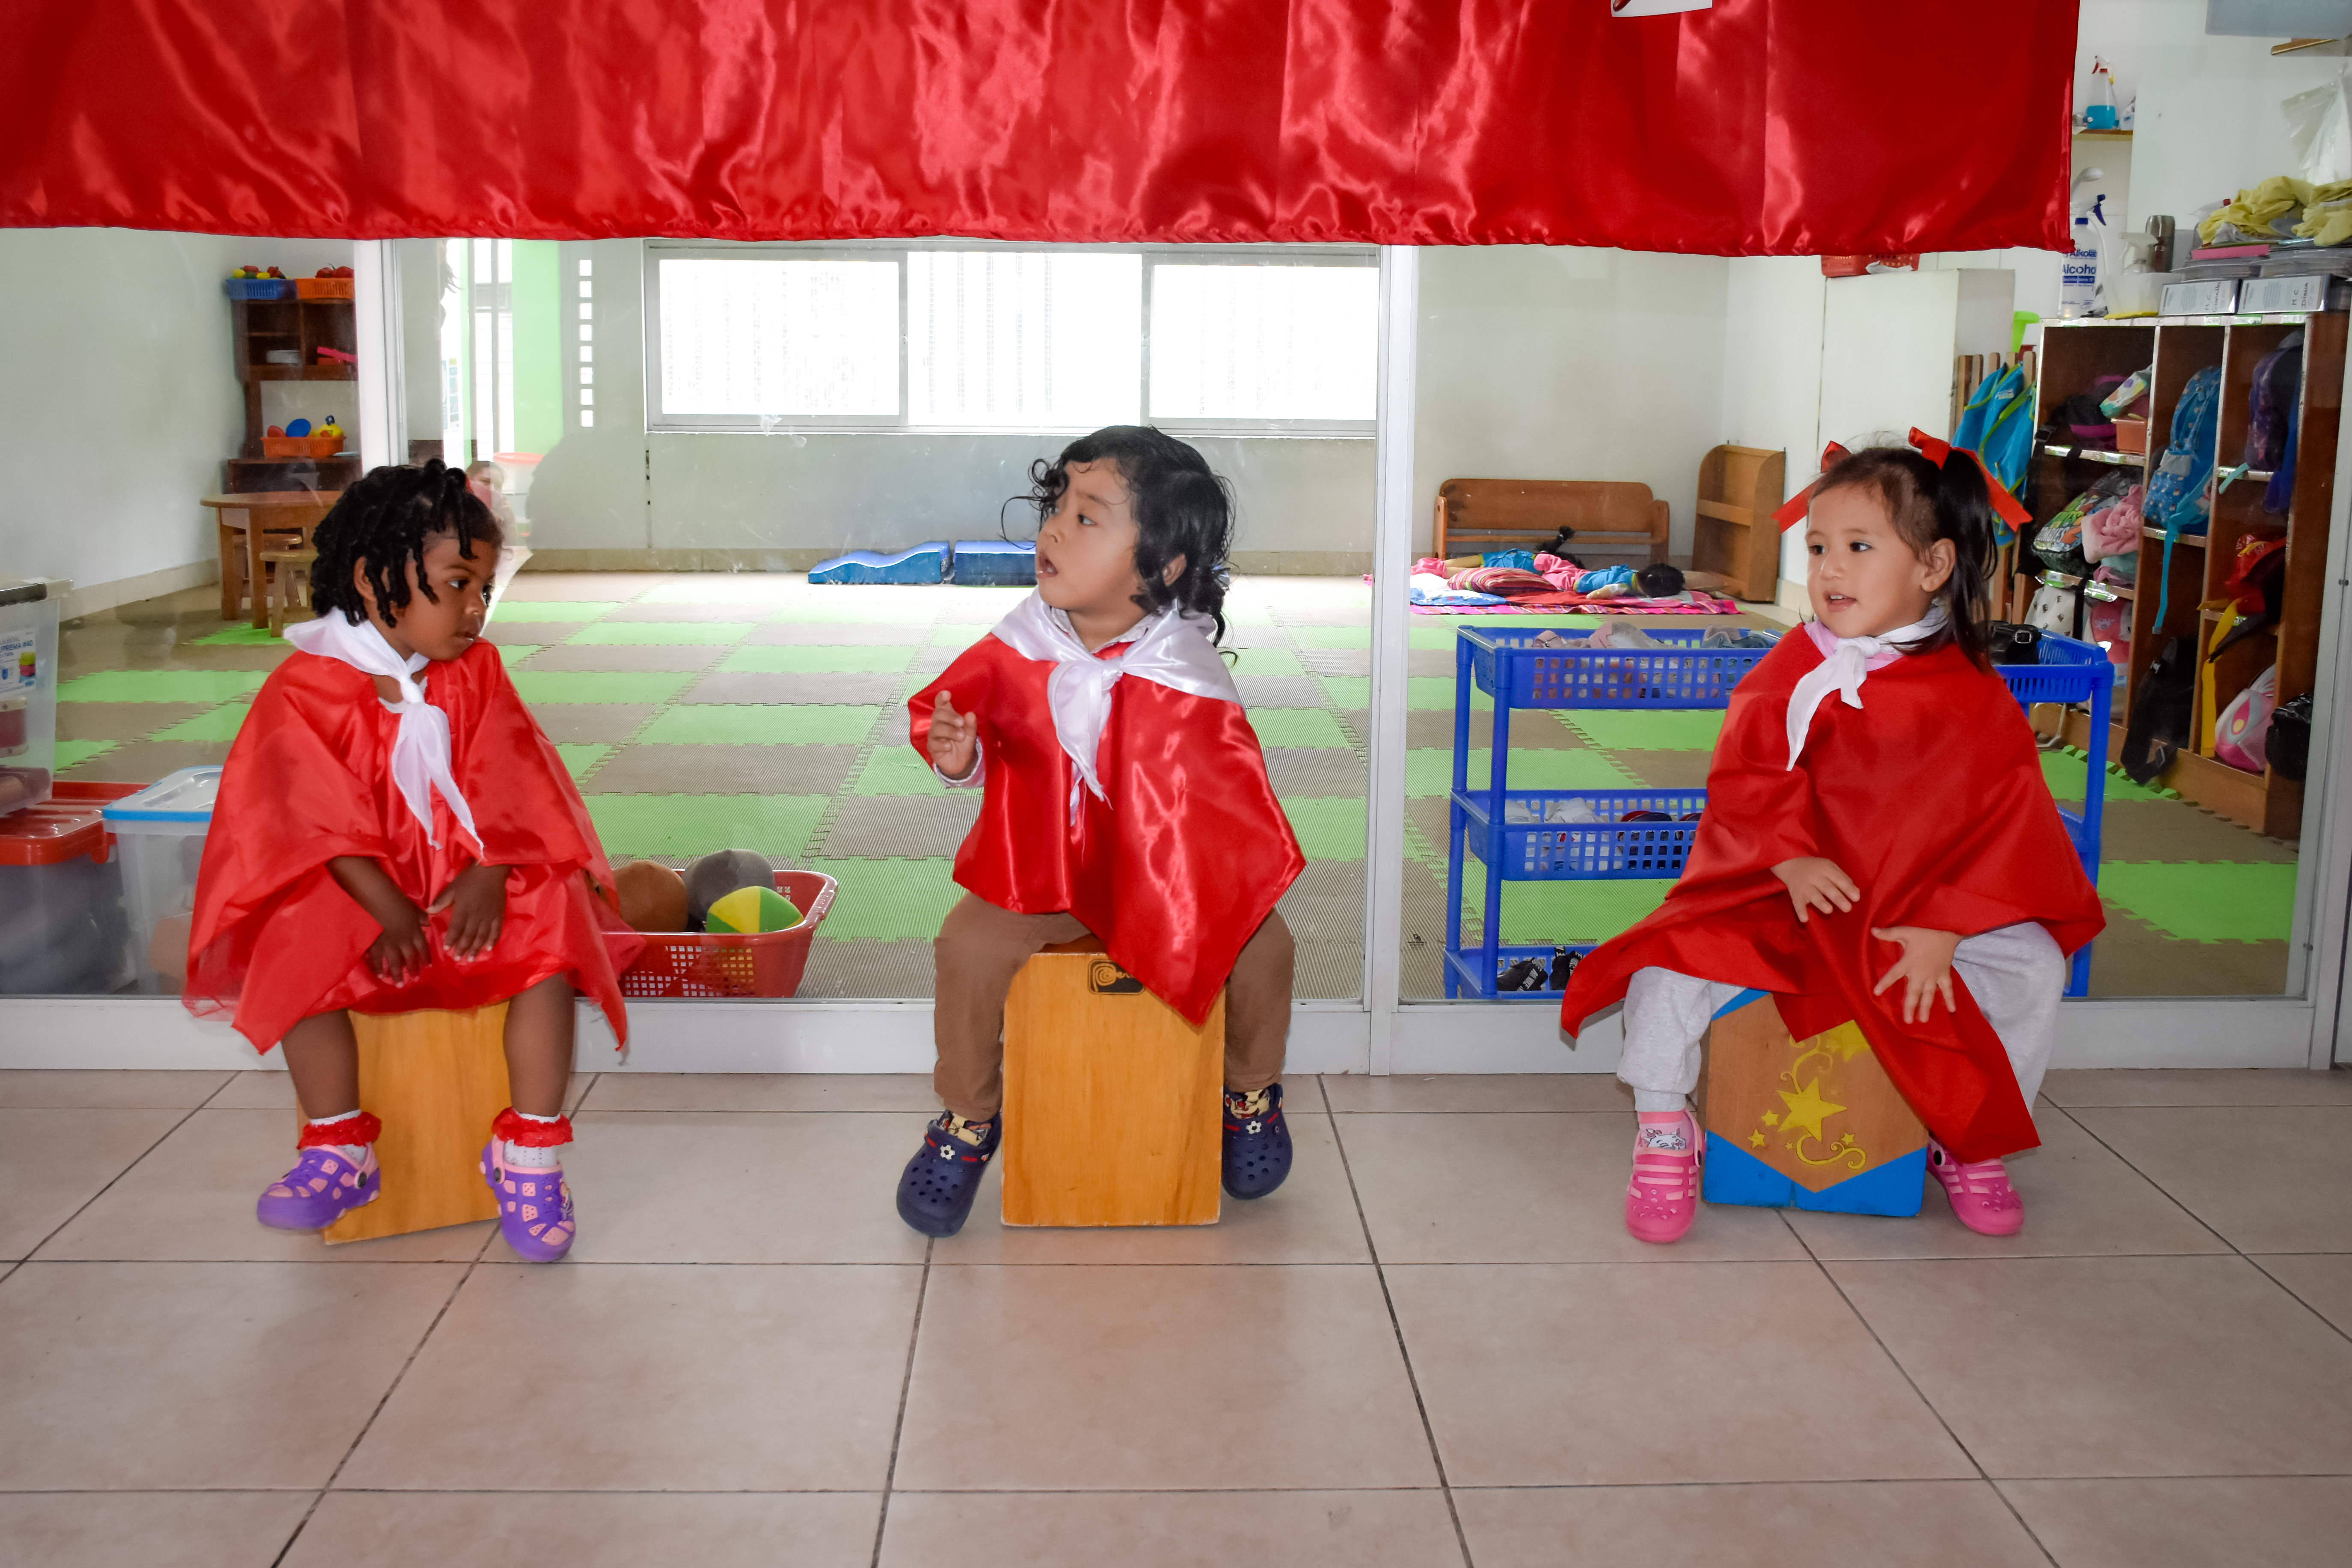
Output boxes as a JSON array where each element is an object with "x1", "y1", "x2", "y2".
[{"x1": 641, "y1": 237, "x2": 1379, "y2": 439}]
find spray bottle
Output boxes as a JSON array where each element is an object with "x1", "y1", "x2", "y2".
[
  {"x1": 2084, "y1": 56, "x2": 2120, "y2": 131},
  {"x1": 2064, "y1": 172, "x2": 2108, "y2": 317}
]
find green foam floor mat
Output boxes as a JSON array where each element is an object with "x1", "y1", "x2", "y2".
[
  {"x1": 2096, "y1": 861, "x2": 2298, "y2": 943},
  {"x1": 850, "y1": 745, "x2": 950, "y2": 797},
  {"x1": 1290, "y1": 626, "x2": 1370, "y2": 649},
  {"x1": 52, "y1": 739, "x2": 116, "y2": 771},
  {"x1": 2038, "y1": 750, "x2": 2171, "y2": 804},
  {"x1": 928, "y1": 624, "x2": 997, "y2": 646},
  {"x1": 189, "y1": 625, "x2": 286, "y2": 647},
  {"x1": 1279, "y1": 797, "x2": 1367, "y2": 860},
  {"x1": 511, "y1": 671, "x2": 695, "y2": 706},
  {"x1": 769, "y1": 598, "x2": 943, "y2": 624},
  {"x1": 718, "y1": 645, "x2": 915, "y2": 674},
  {"x1": 804, "y1": 857, "x2": 966, "y2": 943},
  {"x1": 490, "y1": 602, "x2": 613, "y2": 622},
  {"x1": 1564, "y1": 710, "x2": 1726, "y2": 752},
  {"x1": 585, "y1": 793, "x2": 830, "y2": 861},
  {"x1": 638, "y1": 704, "x2": 881, "y2": 746},
  {"x1": 1230, "y1": 648, "x2": 1307, "y2": 678},
  {"x1": 1406, "y1": 747, "x2": 1631, "y2": 797},
  {"x1": 148, "y1": 702, "x2": 253, "y2": 743},
  {"x1": 567, "y1": 622, "x2": 754, "y2": 646},
  {"x1": 1249, "y1": 708, "x2": 1354, "y2": 749},
  {"x1": 1457, "y1": 872, "x2": 1677, "y2": 946},
  {"x1": 557, "y1": 744, "x2": 612, "y2": 781},
  {"x1": 1311, "y1": 676, "x2": 1458, "y2": 712},
  {"x1": 638, "y1": 580, "x2": 802, "y2": 603},
  {"x1": 58, "y1": 670, "x2": 269, "y2": 704}
]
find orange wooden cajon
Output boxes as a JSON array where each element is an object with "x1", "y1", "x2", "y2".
[
  {"x1": 999, "y1": 942, "x2": 1224, "y2": 1228},
  {"x1": 1698, "y1": 991, "x2": 1929, "y2": 1216},
  {"x1": 292, "y1": 1004, "x2": 514, "y2": 1243}
]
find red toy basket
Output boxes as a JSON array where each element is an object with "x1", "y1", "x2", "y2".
[{"x1": 606, "y1": 869, "x2": 836, "y2": 999}]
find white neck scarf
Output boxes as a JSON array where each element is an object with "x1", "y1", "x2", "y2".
[
  {"x1": 1784, "y1": 606, "x2": 1947, "y2": 771},
  {"x1": 987, "y1": 593, "x2": 1241, "y2": 820},
  {"x1": 284, "y1": 613, "x2": 481, "y2": 847}
]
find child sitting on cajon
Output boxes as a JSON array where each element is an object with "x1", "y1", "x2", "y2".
[{"x1": 899, "y1": 426, "x2": 1307, "y2": 1237}]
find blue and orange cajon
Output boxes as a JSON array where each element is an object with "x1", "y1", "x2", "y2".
[{"x1": 1698, "y1": 990, "x2": 1928, "y2": 1217}]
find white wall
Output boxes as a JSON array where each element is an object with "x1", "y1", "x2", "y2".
[
  {"x1": 2131, "y1": 0, "x2": 2352, "y2": 224},
  {"x1": 0, "y1": 228, "x2": 350, "y2": 611},
  {"x1": 1411, "y1": 246, "x2": 1731, "y2": 557},
  {"x1": 512, "y1": 240, "x2": 1376, "y2": 570}
]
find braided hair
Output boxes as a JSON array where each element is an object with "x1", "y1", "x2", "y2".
[
  {"x1": 1020, "y1": 425, "x2": 1236, "y2": 645},
  {"x1": 1809, "y1": 445, "x2": 1996, "y2": 669},
  {"x1": 309, "y1": 460, "x2": 501, "y2": 627}
]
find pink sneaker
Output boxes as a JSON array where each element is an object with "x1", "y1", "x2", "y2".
[
  {"x1": 1625, "y1": 1112, "x2": 1704, "y2": 1245},
  {"x1": 1930, "y1": 1140, "x2": 2025, "y2": 1236}
]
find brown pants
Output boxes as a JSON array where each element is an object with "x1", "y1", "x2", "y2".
[{"x1": 931, "y1": 894, "x2": 1293, "y2": 1121}]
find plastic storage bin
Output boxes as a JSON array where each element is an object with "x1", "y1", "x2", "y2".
[
  {"x1": 0, "y1": 579, "x2": 61, "y2": 818},
  {"x1": 607, "y1": 870, "x2": 837, "y2": 998},
  {"x1": 104, "y1": 767, "x2": 222, "y2": 995},
  {"x1": 0, "y1": 782, "x2": 139, "y2": 994}
]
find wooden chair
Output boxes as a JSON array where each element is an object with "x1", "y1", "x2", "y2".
[
  {"x1": 999, "y1": 940, "x2": 1224, "y2": 1227},
  {"x1": 201, "y1": 492, "x2": 337, "y2": 627},
  {"x1": 261, "y1": 547, "x2": 317, "y2": 635},
  {"x1": 1693, "y1": 445, "x2": 1786, "y2": 602},
  {"x1": 1697, "y1": 992, "x2": 1928, "y2": 1216},
  {"x1": 1431, "y1": 478, "x2": 1668, "y2": 566},
  {"x1": 296, "y1": 1006, "x2": 516, "y2": 1244}
]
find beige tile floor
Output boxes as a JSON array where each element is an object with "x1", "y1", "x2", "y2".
[{"x1": 2, "y1": 1067, "x2": 2348, "y2": 1567}]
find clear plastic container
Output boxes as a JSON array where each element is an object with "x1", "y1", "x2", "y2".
[
  {"x1": 0, "y1": 782, "x2": 137, "y2": 994},
  {"x1": 103, "y1": 767, "x2": 222, "y2": 995},
  {"x1": 0, "y1": 580, "x2": 62, "y2": 818}
]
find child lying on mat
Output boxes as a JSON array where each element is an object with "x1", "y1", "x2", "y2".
[
  {"x1": 897, "y1": 426, "x2": 1306, "y2": 1237},
  {"x1": 1560, "y1": 442, "x2": 2103, "y2": 1244}
]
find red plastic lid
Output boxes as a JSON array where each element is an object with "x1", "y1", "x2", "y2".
[{"x1": 0, "y1": 780, "x2": 145, "y2": 866}]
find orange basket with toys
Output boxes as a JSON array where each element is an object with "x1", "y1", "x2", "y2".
[{"x1": 605, "y1": 869, "x2": 836, "y2": 999}]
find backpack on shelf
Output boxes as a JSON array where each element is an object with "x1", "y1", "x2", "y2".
[
  {"x1": 2121, "y1": 635, "x2": 2198, "y2": 785},
  {"x1": 2143, "y1": 365, "x2": 2223, "y2": 623},
  {"x1": 2033, "y1": 472, "x2": 2132, "y2": 577}
]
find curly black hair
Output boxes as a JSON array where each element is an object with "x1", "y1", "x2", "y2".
[
  {"x1": 1809, "y1": 445, "x2": 1996, "y2": 669},
  {"x1": 309, "y1": 459, "x2": 501, "y2": 627},
  {"x1": 1018, "y1": 425, "x2": 1236, "y2": 644}
]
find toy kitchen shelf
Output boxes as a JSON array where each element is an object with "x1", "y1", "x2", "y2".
[
  {"x1": 225, "y1": 295, "x2": 361, "y2": 495},
  {"x1": 1443, "y1": 627, "x2": 2114, "y2": 1003}
]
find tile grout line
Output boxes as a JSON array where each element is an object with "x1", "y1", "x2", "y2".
[
  {"x1": 16, "y1": 1092, "x2": 222, "y2": 1265},
  {"x1": 1318, "y1": 1075, "x2": 1478, "y2": 1568},
  {"x1": 2047, "y1": 1102, "x2": 2254, "y2": 1261},
  {"x1": 269, "y1": 1242, "x2": 495, "y2": 1568},
  {"x1": 1776, "y1": 1209, "x2": 2062, "y2": 1568},
  {"x1": 868, "y1": 1233, "x2": 934, "y2": 1568}
]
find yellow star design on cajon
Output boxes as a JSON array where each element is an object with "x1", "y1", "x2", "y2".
[
  {"x1": 1762, "y1": 1111, "x2": 1781, "y2": 1127},
  {"x1": 1747, "y1": 1131, "x2": 1766, "y2": 1148},
  {"x1": 1775, "y1": 1077, "x2": 1845, "y2": 1143}
]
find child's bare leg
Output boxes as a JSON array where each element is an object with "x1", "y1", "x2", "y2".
[
  {"x1": 280, "y1": 1009, "x2": 361, "y2": 1119},
  {"x1": 501, "y1": 972, "x2": 575, "y2": 1118},
  {"x1": 1223, "y1": 910, "x2": 1293, "y2": 1094}
]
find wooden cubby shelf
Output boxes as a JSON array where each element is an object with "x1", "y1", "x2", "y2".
[{"x1": 2034, "y1": 314, "x2": 2344, "y2": 840}]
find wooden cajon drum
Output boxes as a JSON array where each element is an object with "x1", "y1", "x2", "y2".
[
  {"x1": 1698, "y1": 991, "x2": 1928, "y2": 1216},
  {"x1": 293, "y1": 1005, "x2": 514, "y2": 1244},
  {"x1": 1000, "y1": 941, "x2": 1224, "y2": 1228}
]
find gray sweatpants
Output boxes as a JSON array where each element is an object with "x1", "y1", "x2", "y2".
[{"x1": 1616, "y1": 921, "x2": 2067, "y2": 1117}]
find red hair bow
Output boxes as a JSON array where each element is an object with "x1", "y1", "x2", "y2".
[{"x1": 1770, "y1": 432, "x2": 2031, "y2": 532}]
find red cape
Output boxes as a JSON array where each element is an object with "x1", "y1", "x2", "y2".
[
  {"x1": 910, "y1": 635, "x2": 1304, "y2": 1025},
  {"x1": 1559, "y1": 633, "x2": 2103, "y2": 1161},
  {"x1": 187, "y1": 640, "x2": 641, "y2": 1052}
]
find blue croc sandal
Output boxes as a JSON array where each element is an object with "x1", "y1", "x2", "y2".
[
  {"x1": 897, "y1": 1113, "x2": 999, "y2": 1238},
  {"x1": 1222, "y1": 1083, "x2": 1293, "y2": 1200}
]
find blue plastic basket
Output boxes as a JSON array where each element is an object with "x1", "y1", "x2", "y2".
[
  {"x1": 1443, "y1": 941, "x2": 1599, "y2": 1001},
  {"x1": 1456, "y1": 788, "x2": 1707, "y2": 879},
  {"x1": 223, "y1": 278, "x2": 292, "y2": 301},
  {"x1": 1462, "y1": 628, "x2": 1771, "y2": 710}
]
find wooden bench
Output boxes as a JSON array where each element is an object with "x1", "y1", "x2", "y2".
[
  {"x1": 259, "y1": 546, "x2": 316, "y2": 635},
  {"x1": 999, "y1": 940, "x2": 1224, "y2": 1228},
  {"x1": 1431, "y1": 478, "x2": 1668, "y2": 566}
]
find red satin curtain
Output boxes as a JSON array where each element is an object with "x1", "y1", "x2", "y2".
[{"x1": 3, "y1": 1, "x2": 2076, "y2": 253}]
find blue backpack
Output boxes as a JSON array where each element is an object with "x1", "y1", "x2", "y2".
[
  {"x1": 1952, "y1": 365, "x2": 2033, "y2": 541},
  {"x1": 2144, "y1": 365, "x2": 2222, "y2": 622}
]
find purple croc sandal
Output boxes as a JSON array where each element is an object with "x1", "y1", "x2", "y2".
[
  {"x1": 482, "y1": 1141, "x2": 577, "y2": 1262},
  {"x1": 256, "y1": 1143, "x2": 382, "y2": 1230}
]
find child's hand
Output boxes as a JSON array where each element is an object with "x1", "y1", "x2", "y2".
[
  {"x1": 428, "y1": 863, "x2": 511, "y2": 960},
  {"x1": 929, "y1": 691, "x2": 980, "y2": 781},
  {"x1": 1871, "y1": 926, "x2": 1961, "y2": 1024},
  {"x1": 1771, "y1": 857, "x2": 1860, "y2": 923},
  {"x1": 365, "y1": 899, "x2": 433, "y2": 985}
]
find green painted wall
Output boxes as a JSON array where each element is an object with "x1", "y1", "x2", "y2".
[{"x1": 511, "y1": 240, "x2": 563, "y2": 457}]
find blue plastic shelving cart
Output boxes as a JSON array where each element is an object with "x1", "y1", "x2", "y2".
[{"x1": 1442, "y1": 627, "x2": 2113, "y2": 1002}]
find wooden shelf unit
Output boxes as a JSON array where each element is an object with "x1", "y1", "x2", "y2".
[
  {"x1": 2033, "y1": 314, "x2": 2344, "y2": 838},
  {"x1": 228, "y1": 297, "x2": 357, "y2": 461}
]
